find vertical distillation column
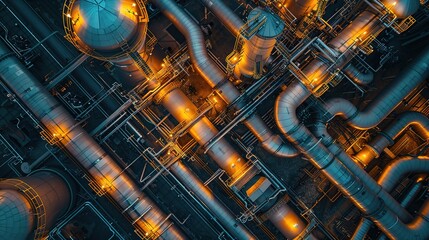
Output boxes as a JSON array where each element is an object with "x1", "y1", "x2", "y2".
[
  {"x1": 0, "y1": 170, "x2": 73, "y2": 240},
  {"x1": 234, "y1": 8, "x2": 285, "y2": 79}
]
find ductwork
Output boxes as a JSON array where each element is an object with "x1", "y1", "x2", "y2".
[
  {"x1": 325, "y1": 46, "x2": 429, "y2": 130},
  {"x1": 152, "y1": 0, "x2": 298, "y2": 158},
  {"x1": 0, "y1": 42, "x2": 185, "y2": 240},
  {"x1": 199, "y1": 0, "x2": 244, "y2": 37},
  {"x1": 343, "y1": 64, "x2": 374, "y2": 85},
  {"x1": 355, "y1": 111, "x2": 429, "y2": 166}
]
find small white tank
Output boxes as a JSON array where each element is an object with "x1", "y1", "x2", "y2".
[{"x1": 234, "y1": 8, "x2": 285, "y2": 79}]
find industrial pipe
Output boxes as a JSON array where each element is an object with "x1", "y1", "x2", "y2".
[
  {"x1": 199, "y1": 0, "x2": 244, "y2": 37},
  {"x1": 325, "y1": 46, "x2": 429, "y2": 130},
  {"x1": 355, "y1": 111, "x2": 429, "y2": 166},
  {"x1": 378, "y1": 156, "x2": 429, "y2": 191},
  {"x1": 152, "y1": 0, "x2": 298, "y2": 158},
  {"x1": 169, "y1": 161, "x2": 256, "y2": 240},
  {"x1": 280, "y1": 0, "x2": 319, "y2": 19},
  {"x1": 0, "y1": 42, "x2": 185, "y2": 240},
  {"x1": 273, "y1": 4, "x2": 429, "y2": 237},
  {"x1": 151, "y1": 1, "x2": 309, "y2": 237},
  {"x1": 352, "y1": 176, "x2": 426, "y2": 240},
  {"x1": 0, "y1": 169, "x2": 73, "y2": 240},
  {"x1": 343, "y1": 64, "x2": 375, "y2": 85}
]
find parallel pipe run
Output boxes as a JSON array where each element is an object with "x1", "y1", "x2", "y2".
[
  {"x1": 153, "y1": 0, "x2": 298, "y2": 158},
  {"x1": 0, "y1": 42, "x2": 185, "y2": 240},
  {"x1": 355, "y1": 111, "x2": 429, "y2": 166},
  {"x1": 325, "y1": 46, "x2": 429, "y2": 130},
  {"x1": 273, "y1": 5, "x2": 429, "y2": 238},
  {"x1": 152, "y1": 0, "x2": 310, "y2": 237}
]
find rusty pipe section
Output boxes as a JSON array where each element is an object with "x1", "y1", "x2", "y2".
[
  {"x1": 0, "y1": 42, "x2": 185, "y2": 240},
  {"x1": 152, "y1": 0, "x2": 298, "y2": 158},
  {"x1": 169, "y1": 161, "x2": 256, "y2": 240},
  {"x1": 355, "y1": 111, "x2": 429, "y2": 166},
  {"x1": 325, "y1": 45, "x2": 429, "y2": 130},
  {"x1": 343, "y1": 64, "x2": 374, "y2": 85},
  {"x1": 200, "y1": 0, "x2": 244, "y2": 37}
]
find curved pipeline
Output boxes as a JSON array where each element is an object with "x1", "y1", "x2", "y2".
[
  {"x1": 325, "y1": 46, "x2": 429, "y2": 130},
  {"x1": 199, "y1": 0, "x2": 244, "y2": 37},
  {"x1": 343, "y1": 64, "x2": 374, "y2": 85},
  {"x1": 152, "y1": 0, "x2": 298, "y2": 158},
  {"x1": 0, "y1": 42, "x2": 185, "y2": 240},
  {"x1": 273, "y1": 5, "x2": 429, "y2": 237},
  {"x1": 378, "y1": 156, "x2": 429, "y2": 191},
  {"x1": 355, "y1": 111, "x2": 429, "y2": 165}
]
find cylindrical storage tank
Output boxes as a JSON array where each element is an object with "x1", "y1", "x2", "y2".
[
  {"x1": 0, "y1": 169, "x2": 73, "y2": 240},
  {"x1": 234, "y1": 8, "x2": 285, "y2": 79},
  {"x1": 64, "y1": 0, "x2": 155, "y2": 87},
  {"x1": 65, "y1": 0, "x2": 147, "y2": 58}
]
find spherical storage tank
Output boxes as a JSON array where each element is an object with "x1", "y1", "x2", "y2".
[{"x1": 63, "y1": 0, "x2": 149, "y2": 60}]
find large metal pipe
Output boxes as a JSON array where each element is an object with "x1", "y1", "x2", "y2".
[
  {"x1": 325, "y1": 46, "x2": 429, "y2": 130},
  {"x1": 273, "y1": 5, "x2": 429, "y2": 237},
  {"x1": 352, "y1": 175, "x2": 426, "y2": 240},
  {"x1": 2, "y1": 0, "x2": 118, "y2": 110},
  {"x1": 378, "y1": 156, "x2": 429, "y2": 192},
  {"x1": 0, "y1": 169, "x2": 73, "y2": 240},
  {"x1": 355, "y1": 111, "x2": 429, "y2": 166},
  {"x1": 280, "y1": 0, "x2": 319, "y2": 19},
  {"x1": 0, "y1": 42, "x2": 185, "y2": 240},
  {"x1": 199, "y1": 0, "x2": 244, "y2": 37},
  {"x1": 152, "y1": 0, "x2": 298, "y2": 158},
  {"x1": 169, "y1": 161, "x2": 256, "y2": 240},
  {"x1": 277, "y1": 9, "x2": 412, "y2": 220},
  {"x1": 382, "y1": 0, "x2": 420, "y2": 19},
  {"x1": 343, "y1": 64, "x2": 374, "y2": 86}
]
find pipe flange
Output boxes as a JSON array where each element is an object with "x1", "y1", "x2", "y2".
[{"x1": 153, "y1": 81, "x2": 182, "y2": 104}]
